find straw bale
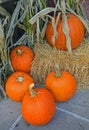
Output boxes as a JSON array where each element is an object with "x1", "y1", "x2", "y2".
[{"x1": 31, "y1": 41, "x2": 89, "y2": 90}]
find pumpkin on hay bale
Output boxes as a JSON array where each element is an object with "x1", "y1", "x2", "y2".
[{"x1": 31, "y1": 41, "x2": 89, "y2": 90}]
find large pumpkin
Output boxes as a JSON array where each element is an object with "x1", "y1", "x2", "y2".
[
  {"x1": 5, "y1": 72, "x2": 34, "y2": 102},
  {"x1": 46, "y1": 14, "x2": 85, "y2": 50},
  {"x1": 22, "y1": 84, "x2": 56, "y2": 125},
  {"x1": 46, "y1": 71, "x2": 76, "y2": 102},
  {"x1": 10, "y1": 45, "x2": 34, "y2": 73}
]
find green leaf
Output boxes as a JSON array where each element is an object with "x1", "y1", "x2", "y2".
[
  {"x1": 40, "y1": 0, "x2": 46, "y2": 8},
  {"x1": 67, "y1": 0, "x2": 73, "y2": 7}
]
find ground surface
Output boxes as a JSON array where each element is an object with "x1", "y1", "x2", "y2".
[{"x1": 0, "y1": 89, "x2": 89, "y2": 130}]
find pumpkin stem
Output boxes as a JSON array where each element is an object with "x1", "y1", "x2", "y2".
[
  {"x1": 29, "y1": 83, "x2": 37, "y2": 97},
  {"x1": 16, "y1": 49, "x2": 23, "y2": 55},
  {"x1": 55, "y1": 64, "x2": 61, "y2": 77},
  {"x1": 16, "y1": 76, "x2": 24, "y2": 82}
]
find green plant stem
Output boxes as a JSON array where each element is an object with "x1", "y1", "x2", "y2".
[{"x1": 25, "y1": 12, "x2": 31, "y2": 35}]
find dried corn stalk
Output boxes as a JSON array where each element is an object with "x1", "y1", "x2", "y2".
[{"x1": 0, "y1": 21, "x2": 7, "y2": 98}]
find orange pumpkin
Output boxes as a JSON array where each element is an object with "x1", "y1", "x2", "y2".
[
  {"x1": 46, "y1": 14, "x2": 85, "y2": 50},
  {"x1": 22, "y1": 84, "x2": 56, "y2": 125},
  {"x1": 10, "y1": 45, "x2": 34, "y2": 73},
  {"x1": 6, "y1": 72, "x2": 34, "y2": 102},
  {"x1": 46, "y1": 71, "x2": 76, "y2": 102}
]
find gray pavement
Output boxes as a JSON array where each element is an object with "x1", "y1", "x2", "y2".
[{"x1": 0, "y1": 89, "x2": 89, "y2": 130}]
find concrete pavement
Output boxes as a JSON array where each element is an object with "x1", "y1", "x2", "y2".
[{"x1": 0, "y1": 89, "x2": 89, "y2": 130}]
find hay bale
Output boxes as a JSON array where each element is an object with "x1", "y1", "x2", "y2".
[{"x1": 31, "y1": 41, "x2": 89, "y2": 90}]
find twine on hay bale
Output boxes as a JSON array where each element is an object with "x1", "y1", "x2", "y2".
[{"x1": 31, "y1": 41, "x2": 89, "y2": 90}]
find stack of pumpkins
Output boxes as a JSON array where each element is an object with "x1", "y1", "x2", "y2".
[{"x1": 5, "y1": 45, "x2": 77, "y2": 125}]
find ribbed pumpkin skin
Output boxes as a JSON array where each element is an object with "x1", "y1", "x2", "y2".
[
  {"x1": 46, "y1": 14, "x2": 85, "y2": 50},
  {"x1": 6, "y1": 72, "x2": 34, "y2": 102},
  {"x1": 22, "y1": 88, "x2": 56, "y2": 125},
  {"x1": 46, "y1": 71, "x2": 76, "y2": 102},
  {"x1": 10, "y1": 45, "x2": 34, "y2": 73}
]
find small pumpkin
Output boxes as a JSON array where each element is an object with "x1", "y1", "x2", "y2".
[
  {"x1": 10, "y1": 45, "x2": 34, "y2": 73},
  {"x1": 46, "y1": 70, "x2": 76, "y2": 102},
  {"x1": 46, "y1": 14, "x2": 85, "y2": 50},
  {"x1": 22, "y1": 84, "x2": 56, "y2": 125},
  {"x1": 6, "y1": 72, "x2": 34, "y2": 102}
]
